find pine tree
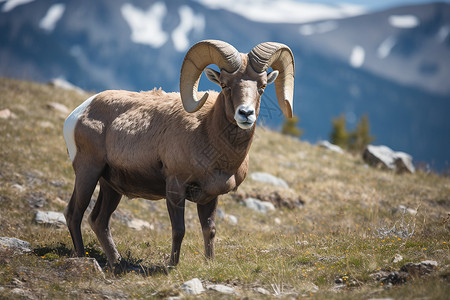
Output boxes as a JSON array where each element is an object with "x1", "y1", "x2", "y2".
[
  {"x1": 281, "y1": 115, "x2": 303, "y2": 137},
  {"x1": 349, "y1": 114, "x2": 374, "y2": 152},
  {"x1": 330, "y1": 115, "x2": 349, "y2": 148}
]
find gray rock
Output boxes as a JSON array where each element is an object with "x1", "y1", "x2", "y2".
[
  {"x1": 11, "y1": 278, "x2": 24, "y2": 287},
  {"x1": 11, "y1": 288, "x2": 36, "y2": 299},
  {"x1": 217, "y1": 208, "x2": 225, "y2": 219},
  {"x1": 65, "y1": 257, "x2": 105, "y2": 278},
  {"x1": 392, "y1": 254, "x2": 403, "y2": 263},
  {"x1": 296, "y1": 240, "x2": 309, "y2": 246},
  {"x1": 381, "y1": 271, "x2": 409, "y2": 285},
  {"x1": 255, "y1": 287, "x2": 271, "y2": 295},
  {"x1": 224, "y1": 214, "x2": 238, "y2": 225},
  {"x1": 216, "y1": 208, "x2": 238, "y2": 225},
  {"x1": 394, "y1": 152, "x2": 415, "y2": 174},
  {"x1": 250, "y1": 172, "x2": 289, "y2": 188},
  {"x1": 395, "y1": 205, "x2": 417, "y2": 216},
  {"x1": 35, "y1": 211, "x2": 66, "y2": 227},
  {"x1": 318, "y1": 140, "x2": 344, "y2": 154},
  {"x1": 112, "y1": 208, "x2": 132, "y2": 223},
  {"x1": 244, "y1": 197, "x2": 275, "y2": 214},
  {"x1": 0, "y1": 237, "x2": 32, "y2": 253},
  {"x1": 11, "y1": 184, "x2": 25, "y2": 192},
  {"x1": 48, "y1": 78, "x2": 85, "y2": 94},
  {"x1": 370, "y1": 260, "x2": 439, "y2": 286},
  {"x1": 38, "y1": 121, "x2": 54, "y2": 129},
  {"x1": 0, "y1": 108, "x2": 16, "y2": 119},
  {"x1": 401, "y1": 260, "x2": 438, "y2": 276},
  {"x1": 206, "y1": 284, "x2": 239, "y2": 296},
  {"x1": 126, "y1": 218, "x2": 154, "y2": 231},
  {"x1": 28, "y1": 193, "x2": 46, "y2": 208},
  {"x1": 181, "y1": 278, "x2": 204, "y2": 295},
  {"x1": 46, "y1": 102, "x2": 70, "y2": 115},
  {"x1": 420, "y1": 260, "x2": 438, "y2": 267},
  {"x1": 369, "y1": 269, "x2": 390, "y2": 281},
  {"x1": 306, "y1": 282, "x2": 319, "y2": 293},
  {"x1": 363, "y1": 145, "x2": 415, "y2": 174}
]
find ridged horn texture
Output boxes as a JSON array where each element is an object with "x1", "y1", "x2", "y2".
[
  {"x1": 248, "y1": 42, "x2": 295, "y2": 118},
  {"x1": 180, "y1": 40, "x2": 242, "y2": 112}
]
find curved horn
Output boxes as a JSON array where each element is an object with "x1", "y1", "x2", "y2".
[
  {"x1": 248, "y1": 42, "x2": 295, "y2": 118},
  {"x1": 180, "y1": 40, "x2": 242, "y2": 112}
]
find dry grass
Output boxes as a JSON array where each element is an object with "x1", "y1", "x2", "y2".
[{"x1": 0, "y1": 77, "x2": 449, "y2": 299}]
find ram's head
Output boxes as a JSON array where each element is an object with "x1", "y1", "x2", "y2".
[{"x1": 180, "y1": 40, "x2": 295, "y2": 129}]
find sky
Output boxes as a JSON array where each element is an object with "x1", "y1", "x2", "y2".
[{"x1": 306, "y1": 0, "x2": 450, "y2": 11}]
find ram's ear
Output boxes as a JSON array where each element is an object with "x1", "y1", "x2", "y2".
[
  {"x1": 205, "y1": 68, "x2": 221, "y2": 86},
  {"x1": 267, "y1": 70, "x2": 279, "y2": 85}
]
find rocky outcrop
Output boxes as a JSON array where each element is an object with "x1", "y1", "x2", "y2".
[
  {"x1": 0, "y1": 237, "x2": 31, "y2": 254},
  {"x1": 318, "y1": 140, "x2": 344, "y2": 154},
  {"x1": 243, "y1": 197, "x2": 275, "y2": 214},
  {"x1": 34, "y1": 211, "x2": 66, "y2": 227},
  {"x1": 250, "y1": 172, "x2": 289, "y2": 188},
  {"x1": 363, "y1": 145, "x2": 415, "y2": 174},
  {"x1": 181, "y1": 278, "x2": 204, "y2": 295},
  {"x1": 370, "y1": 260, "x2": 438, "y2": 286}
]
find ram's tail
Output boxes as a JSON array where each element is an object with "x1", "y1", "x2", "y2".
[{"x1": 63, "y1": 94, "x2": 98, "y2": 162}]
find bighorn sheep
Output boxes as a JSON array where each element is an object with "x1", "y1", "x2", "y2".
[{"x1": 63, "y1": 40, "x2": 295, "y2": 269}]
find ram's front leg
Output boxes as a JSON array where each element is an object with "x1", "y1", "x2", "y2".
[
  {"x1": 197, "y1": 197, "x2": 218, "y2": 260},
  {"x1": 166, "y1": 177, "x2": 186, "y2": 266}
]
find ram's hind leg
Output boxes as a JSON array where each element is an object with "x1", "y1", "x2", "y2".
[
  {"x1": 88, "y1": 178, "x2": 122, "y2": 268},
  {"x1": 65, "y1": 164, "x2": 103, "y2": 257},
  {"x1": 197, "y1": 197, "x2": 218, "y2": 260},
  {"x1": 166, "y1": 177, "x2": 186, "y2": 266}
]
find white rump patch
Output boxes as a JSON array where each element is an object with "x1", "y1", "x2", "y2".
[{"x1": 63, "y1": 94, "x2": 98, "y2": 162}]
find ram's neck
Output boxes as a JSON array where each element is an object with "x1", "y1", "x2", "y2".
[{"x1": 205, "y1": 93, "x2": 255, "y2": 171}]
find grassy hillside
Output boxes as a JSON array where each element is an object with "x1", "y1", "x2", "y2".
[{"x1": 0, "y1": 77, "x2": 449, "y2": 299}]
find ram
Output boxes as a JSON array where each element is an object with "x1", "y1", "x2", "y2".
[{"x1": 63, "y1": 40, "x2": 295, "y2": 270}]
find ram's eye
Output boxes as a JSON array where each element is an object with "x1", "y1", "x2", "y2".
[
  {"x1": 258, "y1": 84, "x2": 267, "y2": 94},
  {"x1": 221, "y1": 83, "x2": 227, "y2": 89}
]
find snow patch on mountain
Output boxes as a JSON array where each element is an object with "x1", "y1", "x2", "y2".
[
  {"x1": 1, "y1": 0, "x2": 34, "y2": 12},
  {"x1": 39, "y1": 3, "x2": 65, "y2": 32},
  {"x1": 388, "y1": 15, "x2": 420, "y2": 28},
  {"x1": 196, "y1": 0, "x2": 365, "y2": 24},
  {"x1": 350, "y1": 46, "x2": 364, "y2": 68},
  {"x1": 377, "y1": 36, "x2": 397, "y2": 59},
  {"x1": 172, "y1": 6, "x2": 205, "y2": 52},
  {"x1": 121, "y1": 2, "x2": 168, "y2": 48},
  {"x1": 437, "y1": 25, "x2": 450, "y2": 43},
  {"x1": 299, "y1": 20, "x2": 338, "y2": 35}
]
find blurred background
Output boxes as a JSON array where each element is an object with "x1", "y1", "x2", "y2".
[{"x1": 0, "y1": 0, "x2": 449, "y2": 172}]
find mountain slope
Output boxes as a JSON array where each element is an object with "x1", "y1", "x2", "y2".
[
  {"x1": 0, "y1": 0, "x2": 448, "y2": 170},
  {"x1": 0, "y1": 77, "x2": 449, "y2": 299}
]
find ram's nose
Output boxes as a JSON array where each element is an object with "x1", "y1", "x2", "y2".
[
  {"x1": 238, "y1": 107, "x2": 255, "y2": 118},
  {"x1": 234, "y1": 105, "x2": 256, "y2": 129}
]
